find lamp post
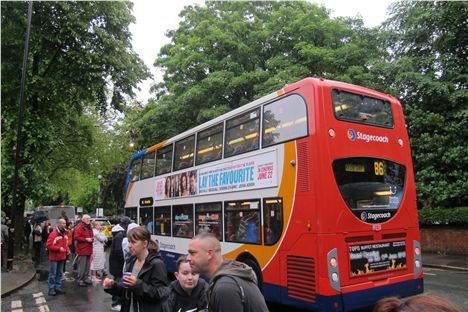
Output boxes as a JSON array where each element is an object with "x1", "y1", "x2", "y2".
[{"x1": 97, "y1": 174, "x2": 102, "y2": 211}]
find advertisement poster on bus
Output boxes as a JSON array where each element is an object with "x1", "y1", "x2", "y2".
[
  {"x1": 197, "y1": 151, "x2": 277, "y2": 195},
  {"x1": 154, "y1": 151, "x2": 277, "y2": 199},
  {"x1": 349, "y1": 240, "x2": 407, "y2": 276}
]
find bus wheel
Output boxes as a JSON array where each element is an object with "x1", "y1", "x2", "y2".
[{"x1": 239, "y1": 257, "x2": 263, "y2": 291}]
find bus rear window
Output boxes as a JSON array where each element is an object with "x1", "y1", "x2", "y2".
[
  {"x1": 332, "y1": 89, "x2": 394, "y2": 128},
  {"x1": 333, "y1": 157, "x2": 405, "y2": 223}
]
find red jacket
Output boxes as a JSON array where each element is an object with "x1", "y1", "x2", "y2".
[
  {"x1": 46, "y1": 228, "x2": 69, "y2": 261},
  {"x1": 74, "y1": 222, "x2": 94, "y2": 256}
]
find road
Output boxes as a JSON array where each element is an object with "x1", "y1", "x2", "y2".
[{"x1": 2, "y1": 267, "x2": 467, "y2": 312}]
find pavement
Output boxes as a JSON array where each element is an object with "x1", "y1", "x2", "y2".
[{"x1": 1, "y1": 250, "x2": 467, "y2": 298}]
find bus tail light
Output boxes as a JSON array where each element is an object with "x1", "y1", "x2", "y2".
[
  {"x1": 327, "y1": 248, "x2": 341, "y2": 291},
  {"x1": 414, "y1": 240, "x2": 422, "y2": 276}
]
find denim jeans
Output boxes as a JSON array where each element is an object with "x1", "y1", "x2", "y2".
[{"x1": 48, "y1": 260, "x2": 65, "y2": 290}]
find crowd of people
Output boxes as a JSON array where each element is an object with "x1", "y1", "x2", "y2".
[{"x1": 12, "y1": 214, "x2": 465, "y2": 312}]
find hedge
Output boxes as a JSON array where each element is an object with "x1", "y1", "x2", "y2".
[{"x1": 418, "y1": 207, "x2": 468, "y2": 226}]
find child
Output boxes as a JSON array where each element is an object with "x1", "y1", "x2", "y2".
[{"x1": 162, "y1": 255, "x2": 208, "y2": 312}]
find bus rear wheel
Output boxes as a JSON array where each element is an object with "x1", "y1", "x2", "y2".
[{"x1": 239, "y1": 257, "x2": 263, "y2": 292}]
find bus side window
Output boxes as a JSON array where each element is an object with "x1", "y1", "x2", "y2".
[
  {"x1": 156, "y1": 144, "x2": 173, "y2": 176},
  {"x1": 140, "y1": 151, "x2": 155, "y2": 180},
  {"x1": 154, "y1": 206, "x2": 171, "y2": 236},
  {"x1": 140, "y1": 206, "x2": 154, "y2": 233},
  {"x1": 173, "y1": 204, "x2": 194, "y2": 238},
  {"x1": 262, "y1": 94, "x2": 308, "y2": 148},
  {"x1": 130, "y1": 159, "x2": 142, "y2": 182},
  {"x1": 225, "y1": 200, "x2": 261, "y2": 244},
  {"x1": 195, "y1": 202, "x2": 222, "y2": 241},
  {"x1": 225, "y1": 108, "x2": 260, "y2": 158},
  {"x1": 263, "y1": 198, "x2": 283, "y2": 245}
]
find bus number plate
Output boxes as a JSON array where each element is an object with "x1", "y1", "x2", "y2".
[{"x1": 349, "y1": 240, "x2": 406, "y2": 276}]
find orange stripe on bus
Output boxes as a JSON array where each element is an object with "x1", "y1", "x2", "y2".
[{"x1": 224, "y1": 141, "x2": 297, "y2": 267}]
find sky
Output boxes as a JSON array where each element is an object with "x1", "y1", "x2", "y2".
[{"x1": 129, "y1": 0, "x2": 394, "y2": 103}]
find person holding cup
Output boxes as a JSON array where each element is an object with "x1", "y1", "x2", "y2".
[{"x1": 103, "y1": 226, "x2": 169, "y2": 312}]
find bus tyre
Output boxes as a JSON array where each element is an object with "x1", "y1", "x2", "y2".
[{"x1": 240, "y1": 258, "x2": 263, "y2": 292}]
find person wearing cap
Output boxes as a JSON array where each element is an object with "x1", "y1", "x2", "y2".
[{"x1": 108, "y1": 216, "x2": 131, "y2": 311}]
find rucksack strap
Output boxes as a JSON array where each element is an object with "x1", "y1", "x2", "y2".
[{"x1": 209, "y1": 275, "x2": 246, "y2": 310}]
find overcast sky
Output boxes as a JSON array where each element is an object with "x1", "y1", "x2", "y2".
[{"x1": 129, "y1": 0, "x2": 394, "y2": 103}]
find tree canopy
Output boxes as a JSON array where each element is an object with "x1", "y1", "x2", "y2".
[
  {"x1": 375, "y1": 1, "x2": 467, "y2": 208},
  {"x1": 137, "y1": 1, "x2": 382, "y2": 147},
  {"x1": 1, "y1": 1, "x2": 149, "y2": 225}
]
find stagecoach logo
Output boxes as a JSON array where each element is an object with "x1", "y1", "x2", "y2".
[
  {"x1": 347, "y1": 129, "x2": 389, "y2": 144},
  {"x1": 360, "y1": 211, "x2": 368, "y2": 221},
  {"x1": 361, "y1": 211, "x2": 392, "y2": 222},
  {"x1": 347, "y1": 129, "x2": 356, "y2": 141}
]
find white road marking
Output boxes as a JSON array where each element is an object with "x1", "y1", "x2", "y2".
[
  {"x1": 38, "y1": 305, "x2": 50, "y2": 312},
  {"x1": 33, "y1": 292, "x2": 44, "y2": 298},
  {"x1": 424, "y1": 272, "x2": 436, "y2": 276},
  {"x1": 11, "y1": 309, "x2": 23, "y2": 312},
  {"x1": 11, "y1": 300, "x2": 22, "y2": 308},
  {"x1": 35, "y1": 297, "x2": 47, "y2": 305}
]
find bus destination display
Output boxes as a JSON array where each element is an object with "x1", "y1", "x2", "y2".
[{"x1": 349, "y1": 240, "x2": 406, "y2": 276}]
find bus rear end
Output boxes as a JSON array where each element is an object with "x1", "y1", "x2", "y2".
[{"x1": 312, "y1": 80, "x2": 423, "y2": 311}]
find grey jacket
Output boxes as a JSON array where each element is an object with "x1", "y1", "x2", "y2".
[{"x1": 208, "y1": 260, "x2": 268, "y2": 312}]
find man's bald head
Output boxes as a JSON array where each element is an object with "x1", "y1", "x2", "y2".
[
  {"x1": 187, "y1": 233, "x2": 223, "y2": 278},
  {"x1": 193, "y1": 233, "x2": 221, "y2": 253}
]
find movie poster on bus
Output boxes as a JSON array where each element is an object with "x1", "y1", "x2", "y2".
[
  {"x1": 155, "y1": 170, "x2": 198, "y2": 200},
  {"x1": 349, "y1": 240, "x2": 407, "y2": 276},
  {"x1": 198, "y1": 151, "x2": 277, "y2": 195}
]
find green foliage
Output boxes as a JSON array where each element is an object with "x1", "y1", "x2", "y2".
[
  {"x1": 139, "y1": 1, "x2": 382, "y2": 147},
  {"x1": 375, "y1": 1, "x2": 468, "y2": 208},
  {"x1": 1, "y1": 2, "x2": 149, "y2": 220},
  {"x1": 418, "y1": 207, "x2": 468, "y2": 226}
]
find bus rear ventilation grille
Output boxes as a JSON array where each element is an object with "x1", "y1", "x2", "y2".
[
  {"x1": 382, "y1": 232, "x2": 407, "y2": 240},
  {"x1": 345, "y1": 235, "x2": 374, "y2": 243},
  {"x1": 297, "y1": 142, "x2": 310, "y2": 192},
  {"x1": 287, "y1": 255, "x2": 316, "y2": 302}
]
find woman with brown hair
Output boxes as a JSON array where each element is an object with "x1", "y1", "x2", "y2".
[
  {"x1": 103, "y1": 226, "x2": 169, "y2": 312},
  {"x1": 373, "y1": 294, "x2": 465, "y2": 312}
]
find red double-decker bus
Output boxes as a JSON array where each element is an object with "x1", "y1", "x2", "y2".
[{"x1": 124, "y1": 77, "x2": 423, "y2": 311}]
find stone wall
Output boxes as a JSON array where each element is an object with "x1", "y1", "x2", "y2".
[{"x1": 420, "y1": 226, "x2": 468, "y2": 255}]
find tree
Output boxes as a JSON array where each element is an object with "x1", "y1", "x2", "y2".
[
  {"x1": 136, "y1": 1, "x2": 382, "y2": 147},
  {"x1": 373, "y1": 1, "x2": 467, "y2": 208},
  {"x1": 1, "y1": 1, "x2": 149, "y2": 246}
]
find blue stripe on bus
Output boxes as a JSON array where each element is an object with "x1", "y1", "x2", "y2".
[
  {"x1": 159, "y1": 250, "x2": 423, "y2": 311},
  {"x1": 125, "y1": 148, "x2": 148, "y2": 196}
]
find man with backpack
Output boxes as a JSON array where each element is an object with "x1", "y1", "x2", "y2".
[{"x1": 187, "y1": 233, "x2": 268, "y2": 312}]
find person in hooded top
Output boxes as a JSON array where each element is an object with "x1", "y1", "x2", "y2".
[
  {"x1": 122, "y1": 222, "x2": 139, "y2": 267},
  {"x1": 161, "y1": 255, "x2": 208, "y2": 312},
  {"x1": 187, "y1": 233, "x2": 268, "y2": 312},
  {"x1": 108, "y1": 216, "x2": 131, "y2": 311},
  {"x1": 103, "y1": 226, "x2": 169, "y2": 312}
]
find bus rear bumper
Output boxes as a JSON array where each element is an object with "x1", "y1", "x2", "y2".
[
  {"x1": 341, "y1": 277, "x2": 424, "y2": 311},
  {"x1": 265, "y1": 278, "x2": 423, "y2": 311}
]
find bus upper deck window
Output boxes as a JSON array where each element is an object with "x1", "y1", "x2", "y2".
[
  {"x1": 174, "y1": 135, "x2": 195, "y2": 171},
  {"x1": 140, "y1": 151, "x2": 155, "y2": 180},
  {"x1": 225, "y1": 109, "x2": 260, "y2": 158},
  {"x1": 130, "y1": 159, "x2": 142, "y2": 182},
  {"x1": 262, "y1": 94, "x2": 308, "y2": 147},
  {"x1": 332, "y1": 89, "x2": 394, "y2": 128},
  {"x1": 156, "y1": 144, "x2": 173, "y2": 176},
  {"x1": 196, "y1": 124, "x2": 223, "y2": 165}
]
